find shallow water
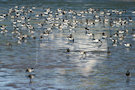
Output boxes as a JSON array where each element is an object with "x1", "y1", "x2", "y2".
[{"x1": 0, "y1": 0, "x2": 135, "y2": 90}]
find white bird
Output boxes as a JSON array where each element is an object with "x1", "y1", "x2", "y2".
[{"x1": 26, "y1": 68, "x2": 34, "y2": 73}]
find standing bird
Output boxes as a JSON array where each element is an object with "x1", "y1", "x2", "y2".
[
  {"x1": 126, "y1": 70, "x2": 130, "y2": 83},
  {"x1": 26, "y1": 68, "x2": 34, "y2": 73}
]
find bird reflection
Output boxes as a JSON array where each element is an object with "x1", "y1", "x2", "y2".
[
  {"x1": 126, "y1": 77, "x2": 130, "y2": 84},
  {"x1": 27, "y1": 74, "x2": 35, "y2": 84}
]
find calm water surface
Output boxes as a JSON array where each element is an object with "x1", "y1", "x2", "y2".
[{"x1": 0, "y1": 0, "x2": 135, "y2": 90}]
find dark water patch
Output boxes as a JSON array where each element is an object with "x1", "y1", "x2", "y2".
[{"x1": 5, "y1": 83, "x2": 19, "y2": 88}]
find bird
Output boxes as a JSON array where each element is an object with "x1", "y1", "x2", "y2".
[
  {"x1": 124, "y1": 43, "x2": 132, "y2": 48},
  {"x1": 85, "y1": 27, "x2": 89, "y2": 30},
  {"x1": 126, "y1": 70, "x2": 130, "y2": 77},
  {"x1": 66, "y1": 48, "x2": 70, "y2": 52},
  {"x1": 67, "y1": 34, "x2": 74, "y2": 42},
  {"x1": 26, "y1": 68, "x2": 34, "y2": 73},
  {"x1": 126, "y1": 70, "x2": 130, "y2": 83},
  {"x1": 80, "y1": 51, "x2": 87, "y2": 58},
  {"x1": 102, "y1": 32, "x2": 107, "y2": 39},
  {"x1": 92, "y1": 39, "x2": 102, "y2": 44}
]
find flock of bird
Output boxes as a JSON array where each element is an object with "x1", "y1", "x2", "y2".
[{"x1": 0, "y1": 6, "x2": 135, "y2": 82}]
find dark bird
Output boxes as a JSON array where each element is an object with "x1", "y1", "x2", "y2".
[
  {"x1": 126, "y1": 70, "x2": 130, "y2": 83},
  {"x1": 126, "y1": 70, "x2": 130, "y2": 77},
  {"x1": 85, "y1": 27, "x2": 89, "y2": 30},
  {"x1": 66, "y1": 48, "x2": 70, "y2": 52}
]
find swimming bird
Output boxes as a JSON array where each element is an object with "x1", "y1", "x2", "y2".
[
  {"x1": 80, "y1": 51, "x2": 87, "y2": 58},
  {"x1": 66, "y1": 48, "x2": 70, "y2": 52},
  {"x1": 86, "y1": 32, "x2": 94, "y2": 38},
  {"x1": 85, "y1": 27, "x2": 89, "y2": 30},
  {"x1": 132, "y1": 11, "x2": 135, "y2": 14},
  {"x1": 92, "y1": 39, "x2": 102, "y2": 44},
  {"x1": 124, "y1": 43, "x2": 132, "y2": 47},
  {"x1": 102, "y1": 32, "x2": 107, "y2": 39},
  {"x1": 67, "y1": 34, "x2": 74, "y2": 42}
]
